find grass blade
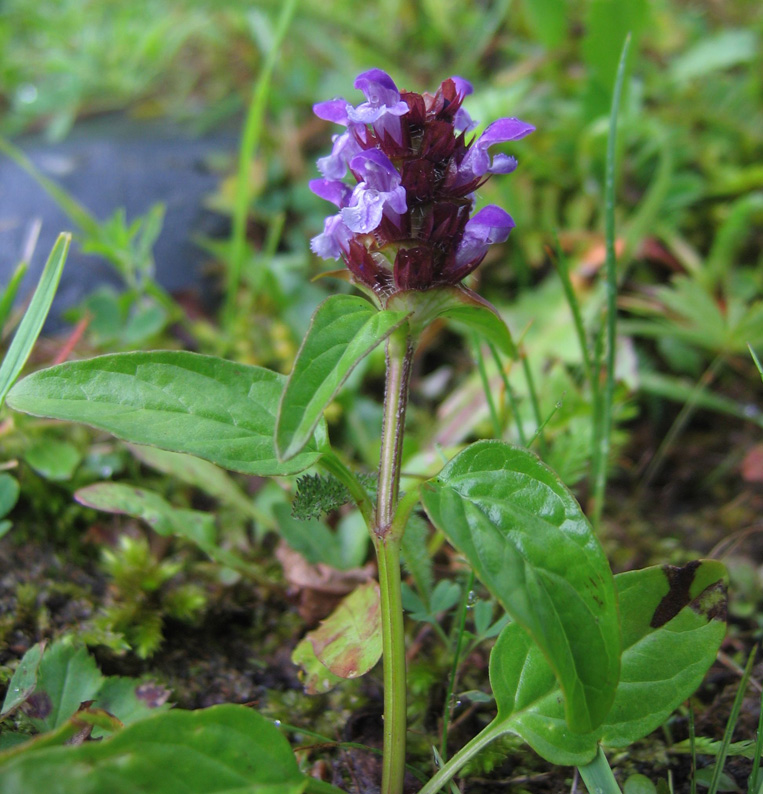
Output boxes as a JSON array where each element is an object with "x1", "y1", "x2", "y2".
[
  {"x1": 0, "y1": 232, "x2": 70, "y2": 407},
  {"x1": 590, "y1": 33, "x2": 631, "y2": 529},
  {"x1": 707, "y1": 647, "x2": 757, "y2": 794},
  {"x1": 223, "y1": 0, "x2": 299, "y2": 324}
]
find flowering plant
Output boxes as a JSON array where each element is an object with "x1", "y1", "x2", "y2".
[
  {"x1": 4, "y1": 70, "x2": 728, "y2": 794},
  {"x1": 310, "y1": 69, "x2": 534, "y2": 299}
]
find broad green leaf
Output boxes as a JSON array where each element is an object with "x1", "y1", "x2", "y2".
[
  {"x1": 1, "y1": 642, "x2": 45, "y2": 718},
  {"x1": 421, "y1": 441, "x2": 620, "y2": 732},
  {"x1": 0, "y1": 704, "x2": 340, "y2": 793},
  {"x1": 307, "y1": 581, "x2": 382, "y2": 679},
  {"x1": 276, "y1": 295, "x2": 408, "y2": 461},
  {"x1": 7, "y1": 351, "x2": 322, "y2": 476},
  {"x1": 24, "y1": 439, "x2": 81, "y2": 481},
  {"x1": 0, "y1": 473, "x2": 20, "y2": 519},
  {"x1": 486, "y1": 561, "x2": 728, "y2": 765},
  {"x1": 127, "y1": 444, "x2": 257, "y2": 518},
  {"x1": 0, "y1": 233, "x2": 70, "y2": 407},
  {"x1": 25, "y1": 642, "x2": 103, "y2": 732},
  {"x1": 74, "y1": 482, "x2": 216, "y2": 547}
]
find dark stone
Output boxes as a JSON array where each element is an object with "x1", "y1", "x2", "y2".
[{"x1": 0, "y1": 114, "x2": 236, "y2": 329}]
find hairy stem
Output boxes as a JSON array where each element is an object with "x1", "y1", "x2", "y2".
[{"x1": 376, "y1": 327, "x2": 414, "y2": 794}]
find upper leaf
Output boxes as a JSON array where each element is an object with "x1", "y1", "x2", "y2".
[
  {"x1": 7, "y1": 351, "x2": 322, "y2": 476},
  {"x1": 421, "y1": 440, "x2": 620, "y2": 733},
  {"x1": 276, "y1": 294, "x2": 409, "y2": 461},
  {"x1": 487, "y1": 560, "x2": 728, "y2": 765}
]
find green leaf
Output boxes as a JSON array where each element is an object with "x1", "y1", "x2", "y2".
[
  {"x1": 276, "y1": 295, "x2": 408, "y2": 461},
  {"x1": 0, "y1": 704, "x2": 338, "y2": 793},
  {"x1": 486, "y1": 561, "x2": 728, "y2": 765},
  {"x1": 24, "y1": 440, "x2": 81, "y2": 481},
  {"x1": 127, "y1": 444, "x2": 257, "y2": 518},
  {"x1": 421, "y1": 441, "x2": 620, "y2": 732},
  {"x1": 92, "y1": 677, "x2": 171, "y2": 730},
  {"x1": 74, "y1": 482, "x2": 216, "y2": 547},
  {"x1": 7, "y1": 351, "x2": 322, "y2": 476},
  {"x1": 1, "y1": 642, "x2": 45, "y2": 719},
  {"x1": 0, "y1": 233, "x2": 70, "y2": 408},
  {"x1": 26, "y1": 642, "x2": 103, "y2": 732},
  {"x1": 0, "y1": 473, "x2": 20, "y2": 520},
  {"x1": 272, "y1": 502, "x2": 341, "y2": 567},
  {"x1": 307, "y1": 581, "x2": 382, "y2": 679}
]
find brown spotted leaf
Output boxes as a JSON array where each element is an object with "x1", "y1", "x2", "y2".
[
  {"x1": 484, "y1": 560, "x2": 728, "y2": 766},
  {"x1": 307, "y1": 581, "x2": 382, "y2": 679}
]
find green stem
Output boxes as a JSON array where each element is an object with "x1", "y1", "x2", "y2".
[
  {"x1": 375, "y1": 327, "x2": 415, "y2": 794},
  {"x1": 418, "y1": 719, "x2": 505, "y2": 794},
  {"x1": 577, "y1": 746, "x2": 623, "y2": 794},
  {"x1": 375, "y1": 534, "x2": 408, "y2": 794},
  {"x1": 318, "y1": 449, "x2": 374, "y2": 526}
]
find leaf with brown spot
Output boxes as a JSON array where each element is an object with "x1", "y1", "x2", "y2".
[
  {"x1": 307, "y1": 582, "x2": 382, "y2": 679},
  {"x1": 484, "y1": 560, "x2": 729, "y2": 765}
]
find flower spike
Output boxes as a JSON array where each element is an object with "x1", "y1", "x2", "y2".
[{"x1": 310, "y1": 72, "x2": 534, "y2": 300}]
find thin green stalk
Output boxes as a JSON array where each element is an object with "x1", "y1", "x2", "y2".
[
  {"x1": 520, "y1": 351, "x2": 547, "y2": 456},
  {"x1": 417, "y1": 720, "x2": 505, "y2": 794},
  {"x1": 707, "y1": 647, "x2": 757, "y2": 794},
  {"x1": 640, "y1": 354, "x2": 724, "y2": 489},
  {"x1": 577, "y1": 746, "x2": 624, "y2": 794},
  {"x1": 376, "y1": 327, "x2": 415, "y2": 794},
  {"x1": 488, "y1": 343, "x2": 527, "y2": 446},
  {"x1": 473, "y1": 335, "x2": 502, "y2": 438},
  {"x1": 223, "y1": 0, "x2": 299, "y2": 325},
  {"x1": 590, "y1": 33, "x2": 631, "y2": 530},
  {"x1": 689, "y1": 706, "x2": 697, "y2": 794},
  {"x1": 318, "y1": 449, "x2": 374, "y2": 526},
  {"x1": 749, "y1": 677, "x2": 763, "y2": 794},
  {"x1": 376, "y1": 535, "x2": 407, "y2": 794},
  {"x1": 439, "y1": 570, "x2": 474, "y2": 760},
  {"x1": 551, "y1": 229, "x2": 593, "y2": 384}
]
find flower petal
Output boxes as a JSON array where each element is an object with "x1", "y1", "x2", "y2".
[
  {"x1": 454, "y1": 205, "x2": 515, "y2": 270},
  {"x1": 313, "y1": 98, "x2": 350, "y2": 125},
  {"x1": 309, "y1": 179, "x2": 353, "y2": 207}
]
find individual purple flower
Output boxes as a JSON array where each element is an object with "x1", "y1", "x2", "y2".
[
  {"x1": 340, "y1": 150, "x2": 407, "y2": 233},
  {"x1": 453, "y1": 206, "x2": 516, "y2": 275},
  {"x1": 310, "y1": 71, "x2": 533, "y2": 298},
  {"x1": 348, "y1": 69, "x2": 410, "y2": 144},
  {"x1": 316, "y1": 131, "x2": 362, "y2": 180},
  {"x1": 453, "y1": 117, "x2": 535, "y2": 187},
  {"x1": 310, "y1": 213, "x2": 352, "y2": 260}
]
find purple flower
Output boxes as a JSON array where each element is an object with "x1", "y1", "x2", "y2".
[
  {"x1": 349, "y1": 69, "x2": 410, "y2": 144},
  {"x1": 454, "y1": 117, "x2": 535, "y2": 187},
  {"x1": 340, "y1": 150, "x2": 407, "y2": 233},
  {"x1": 310, "y1": 71, "x2": 533, "y2": 297},
  {"x1": 454, "y1": 206, "x2": 516, "y2": 275}
]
